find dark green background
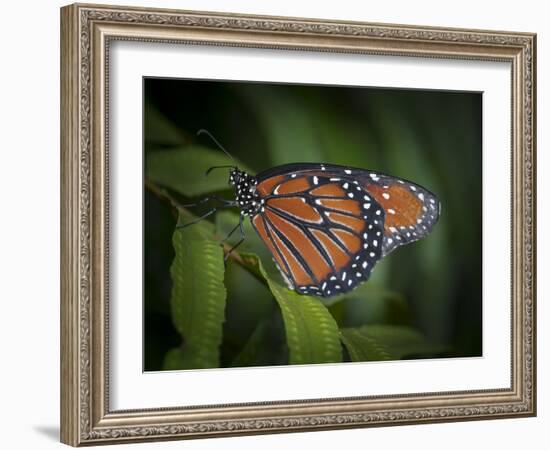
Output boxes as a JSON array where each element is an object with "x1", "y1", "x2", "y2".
[{"x1": 143, "y1": 78, "x2": 482, "y2": 371}]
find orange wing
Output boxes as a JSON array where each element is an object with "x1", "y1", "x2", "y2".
[
  {"x1": 251, "y1": 173, "x2": 385, "y2": 297},
  {"x1": 362, "y1": 174, "x2": 440, "y2": 256}
]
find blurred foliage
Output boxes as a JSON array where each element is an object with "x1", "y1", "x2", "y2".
[
  {"x1": 340, "y1": 325, "x2": 447, "y2": 362},
  {"x1": 143, "y1": 78, "x2": 482, "y2": 371}
]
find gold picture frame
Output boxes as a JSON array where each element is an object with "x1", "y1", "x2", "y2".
[{"x1": 60, "y1": 2, "x2": 536, "y2": 446}]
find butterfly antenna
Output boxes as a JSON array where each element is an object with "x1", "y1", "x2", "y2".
[
  {"x1": 197, "y1": 129, "x2": 237, "y2": 165},
  {"x1": 205, "y1": 165, "x2": 235, "y2": 176}
]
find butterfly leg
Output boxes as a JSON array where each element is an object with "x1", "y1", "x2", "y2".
[
  {"x1": 223, "y1": 215, "x2": 246, "y2": 262},
  {"x1": 176, "y1": 208, "x2": 217, "y2": 229},
  {"x1": 177, "y1": 195, "x2": 236, "y2": 208},
  {"x1": 219, "y1": 222, "x2": 241, "y2": 245},
  {"x1": 176, "y1": 204, "x2": 235, "y2": 229}
]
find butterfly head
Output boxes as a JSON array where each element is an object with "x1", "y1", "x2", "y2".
[{"x1": 229, "y1": 168, "x2": 259, "y2": 216}]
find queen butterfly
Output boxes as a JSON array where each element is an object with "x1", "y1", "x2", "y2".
[{"x1": 181, "y1": 131, "x2": 441, "y2": 298}]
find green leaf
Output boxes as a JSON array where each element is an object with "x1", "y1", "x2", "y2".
[
  {"x1": 340, "y1": 325, "x2": 445, "y2": 362},
  {"x1": 162, "y1": 347, "x2": 186, "y2": 370},
  {"x1": 146, "y1": 146, "x2": 253, "y2": 197},
  {"x1": 270, "y1": 282, "x2": 343, "y2": 365},
  {"x1": 168, "y1": 212, "x2": 226, "y2": 369},
  {"x1": 238, "y1": 254, "x2": 342, "y2": 365}
]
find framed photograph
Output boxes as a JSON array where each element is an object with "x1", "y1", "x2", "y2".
[{"x1": 60, "y1": 3, "x2": 536, "y2": 446}]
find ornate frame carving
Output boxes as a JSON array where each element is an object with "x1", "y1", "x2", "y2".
[{"x1": 60, "y1": 3, "x2": 536, "y2": 446}]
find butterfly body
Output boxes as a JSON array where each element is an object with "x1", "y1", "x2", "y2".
[
  {"x1": 229, "y1": 169, "x2": 261, "y2": 217},
  {"x1": 226, "y1": 163, "x2": 440, "y2": 298}
]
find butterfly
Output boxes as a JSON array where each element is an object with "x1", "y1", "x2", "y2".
[{"x1": 181, "y1": 130, "x2": 441, "y2": 298}]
